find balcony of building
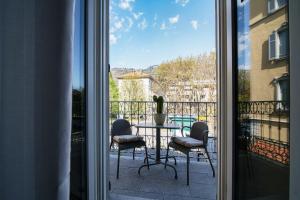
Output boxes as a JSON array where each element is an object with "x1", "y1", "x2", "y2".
[{"x1": 104, "y1": 100, "x2": 289, "y2": 200}]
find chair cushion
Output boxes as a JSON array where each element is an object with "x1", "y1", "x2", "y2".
[
  {"x1": 113, "y1": 135, "x2": 144, "y2": 144},
  {"x1": 171, "y1": 137, "x2": 203, "y2": 148}
]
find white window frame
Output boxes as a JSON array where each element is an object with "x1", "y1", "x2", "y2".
[
  {"x1": 278, "y1": 28, "x2": 288, "y2": 58},
  {"x1": 268, "y1": 0, "x2": 287, "y2": 14},
  {"x1": 269, "y1": 28, "x2": 288, "y2": 61},
  {"x1": 268, "y1": 0, "x2": 277, "y2": 14}
]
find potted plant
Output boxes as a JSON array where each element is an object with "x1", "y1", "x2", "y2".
[{"x1": 153, "y1": 95, "x2": 166, "y2": 125}]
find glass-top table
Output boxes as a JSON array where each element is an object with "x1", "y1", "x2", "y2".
[{"x1": 135, "y1": 123, "x2": 181, "y2": 178}]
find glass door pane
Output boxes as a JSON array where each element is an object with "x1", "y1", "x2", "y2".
[
  {"x1": 71, "y1": 0, "x2": 87, "y2": 199},
  {"x1": 235, "y1": 0, "x2": 289, "y2": 199}
]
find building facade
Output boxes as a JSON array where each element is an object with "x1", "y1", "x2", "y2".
[
  {"x1": 117, "y1": 71, "x2": 154, "y2": 101},
  {"x1": 249, "y1": 0, "x2": 288, "y2": 101},
  {"x1": 247, "y1": 0, "x2": 289, "y2": 164}
]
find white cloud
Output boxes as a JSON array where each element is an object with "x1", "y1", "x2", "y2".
[
  {"x1": 237, "y1": 0, "x2": 249, "y2": 7},
  {"x1": 238, "y1": 31, "x2": 249, "y2": 45},
  {"x1": 114, "y1": 19, "x2": 124, "y2": 30},
  {"x1": 160, "y1": 22, "x2": 166, "y2": 30},
  {"x1": 132, "y1": 12, "x2": 143, "y2": 20},
  {"x1": 190, "y1": 20, "x2": 198, "y2": 30},
  {"x1": 119, "y1": 0, "x2": 135, "y2": 11},
  {"x1": 153, "y1": 14, "x2": 158, "y2": 27},
  {"x1": 110, "y1": 34, "x2": 117, "y2": 45},
  {"x1": 238, "y1": 64, "x2": 250, "y2": 69},
  {"x1": 126, "y1": 17, "x2": 133, "y2": 31},
  {"x1": 169, "y1": 15, "x2": 180, "y2": 24},
  {"x1": 175, "y1": 0, "x2": 190, "y2": 7},
  {"x1": 138, "y1": 18, "x2": 148, "y2": 30},
  {"x1": 238, "y1": 31, "x2": 250, "y2": 55}
]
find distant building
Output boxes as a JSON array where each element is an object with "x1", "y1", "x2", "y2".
[
  {"x1": 165, "y1": 80, "x2": 216, "y2": 102},
  {"x1": 117, "y1": 71, "x2": 154, "y2": 101}
]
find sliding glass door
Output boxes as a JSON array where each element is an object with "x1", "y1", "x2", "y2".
[
  {"x1": 71, "y1": 0, "x2": 87, "y2": 199},
  {"x1": 234, "y1": 0, "x2": 290, "y2": 199}
]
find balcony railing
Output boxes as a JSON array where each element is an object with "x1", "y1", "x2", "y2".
[
  {"x1": 238, "y1": 101, "x2": 290, "y2": 165},
  {"x1": 109, "y1": 101, "x2": 217, "y2": 162},
  {"x1": 71, "y1": 100, "x2": 290, "y2": 165}
]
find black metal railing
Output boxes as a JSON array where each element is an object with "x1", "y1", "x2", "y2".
[
  {"x1": 71, "y1": 100, "x2": 289, "y2": 164},
  {"x1": 238, "y1": 101, "x2": 289, "y2": 165},
  {"x1": 109, "y1": 101, "x2": 217, "y2": 161}
]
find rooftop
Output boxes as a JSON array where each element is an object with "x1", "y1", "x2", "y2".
[{"x1": 117, "y1": 71, "x2": 154, "y2": 80}]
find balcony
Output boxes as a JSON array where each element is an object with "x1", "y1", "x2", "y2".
[
  {"x1": 71, "y1": 100, "x2": 289, "y2": 199},
  {"x1": 106, "y1": 100, "x2": 289, "y2": 199},
  {"x1": 109, "y1": 154, "x2": 217, "y2": 200},
  {"x1": 108, "y1": 101, "x2": 217, "y2": 199}
]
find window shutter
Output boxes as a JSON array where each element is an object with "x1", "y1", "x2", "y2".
[{"x1": 269, "y1": 32, "x2": 277, "y2": 60}]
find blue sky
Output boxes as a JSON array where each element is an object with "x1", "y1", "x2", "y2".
[
  {"x1": 110, "y1": 0, "x2": 216, "y2": 69},
  {"x1": 237, "y1": 0, "x2": 250, "y2": 70},
  {"x1": 73, "y1": 0, "x2": 85, "y2": 89}
]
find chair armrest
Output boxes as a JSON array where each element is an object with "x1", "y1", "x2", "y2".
[{"x1": 181, "y1": 126, "x2": 191, "y2": 137}]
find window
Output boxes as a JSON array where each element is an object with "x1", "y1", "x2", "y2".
[
  {"x1": 278, "y1": 29, "x2": 288, "y2": 58},
  {"x1": 269, "y1": 32, "x2": 276, "y2": 60},
  {"x1": 274, "y1": 76, "x2": 289, "y2": 110},
  {"x1": 276, "y1": 79, "x2": 288, "y2": 102},
  {"x1": 268, "y1": 28, "x2": 288, "y2": 60},
  {"x1": 268, "y1": 0, "x2": 287, "y2": 14}
]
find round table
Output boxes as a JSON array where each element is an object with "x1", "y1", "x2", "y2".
[{"x1": 135, "y1": 123, "x2": 181, "y2": 178}]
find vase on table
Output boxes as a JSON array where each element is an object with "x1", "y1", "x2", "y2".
[{"x1": 154, "y1": 113, "x2": 166, "y2": 125}]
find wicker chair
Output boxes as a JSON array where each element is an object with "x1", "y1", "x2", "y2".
[
  {"x1": 110, "y1": 119, "x2": 149, "y2": 179},
  {"x1": 165, "y1": 121, "x2": 215, "y2": 185}
]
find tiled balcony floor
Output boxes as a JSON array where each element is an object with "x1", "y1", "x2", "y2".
[{"x1": 109, "y1": 153, "x2": 217, "y2": 200}]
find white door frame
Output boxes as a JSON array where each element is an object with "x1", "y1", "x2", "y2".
[
  {"x1": 83, "y1": 0, "x2": 300, "y2": 200},
  {"x1": 86, "y1": 0, "x2": 232, "y2": 199},
  {"x1": 216, "y1": 0, "x2": 234, "y2": 199},
  {"x1": 86, "y1": 0, "x2": 110, "y2": 199}
]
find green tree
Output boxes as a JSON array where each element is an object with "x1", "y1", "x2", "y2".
[
  {"x1": 121, "y1": 79, "x2": 145, "y2": 101},
  {"x1": 120, "y1": 79, "x2": 146, "y2": 117},
  {"x1": 109, "y1": 72, "x2": 119, "y2": 101},
  {"x1": 109, "y1": 73, "x2": 119, "y2": 117},
  {"x1": 153, "y1": 52, "x2": 216, "y2": 102},
  {"x1": 238, "y1": 69, "x2": 250, "y2": 101}
]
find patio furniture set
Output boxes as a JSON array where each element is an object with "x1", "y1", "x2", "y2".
[{"x1": 109, "y1": 119, "x2": 215, "y2": 186}]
